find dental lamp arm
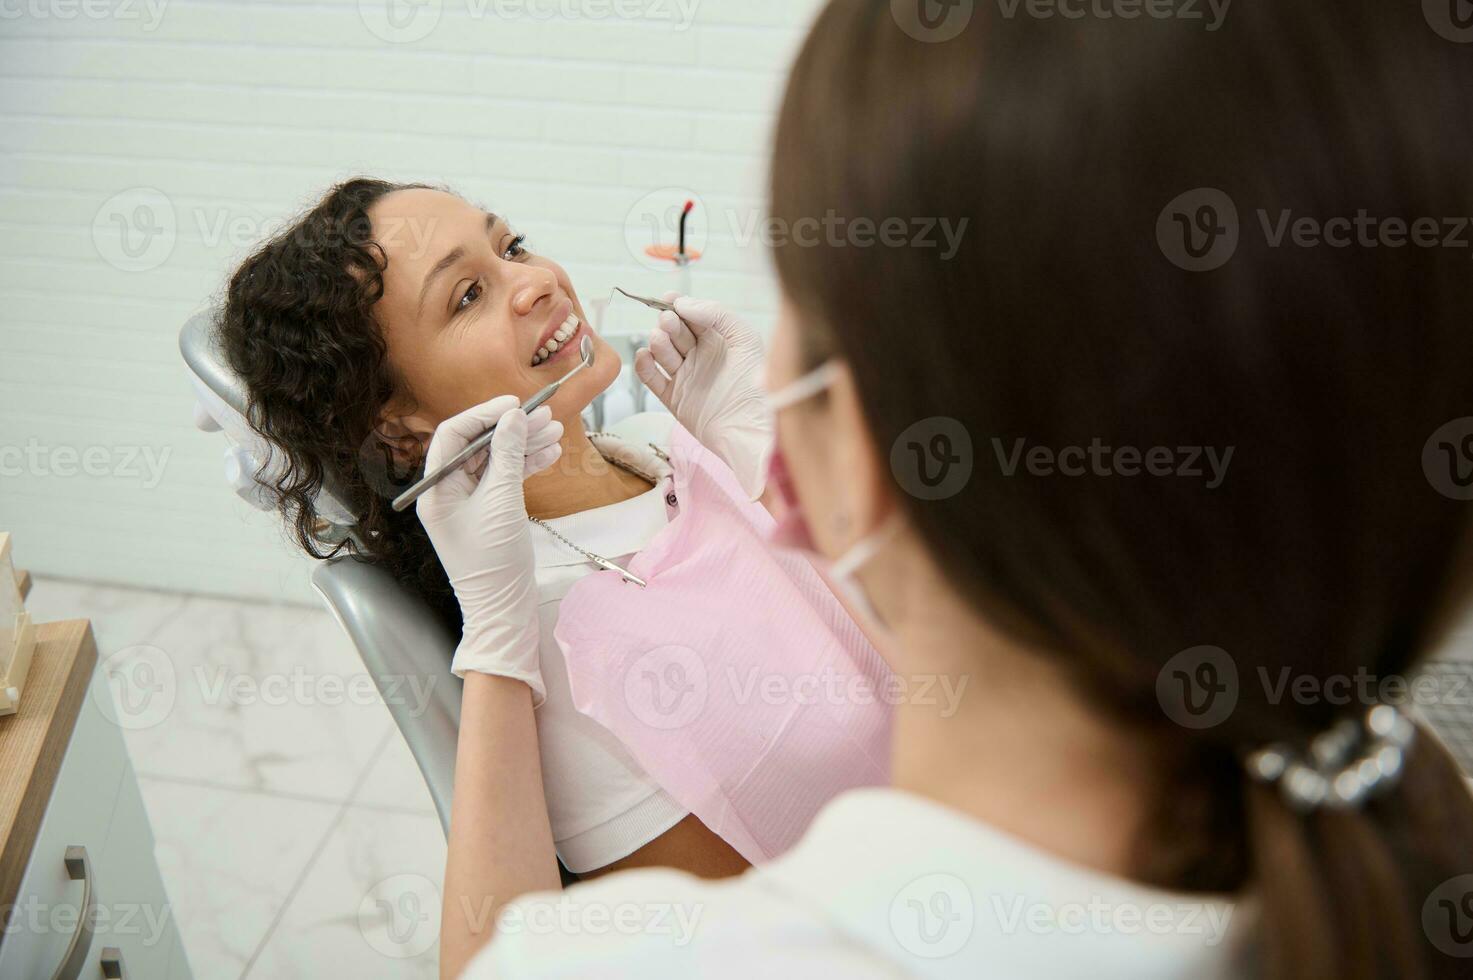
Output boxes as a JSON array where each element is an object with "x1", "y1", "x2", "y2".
[
  {"x1": 634, "y1": 295, "x2": 774, "y2": 501},
  {"x1": 413, "y1": 398, "x2": 567, "y2": 978}
]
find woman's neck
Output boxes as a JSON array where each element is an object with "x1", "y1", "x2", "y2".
[
  {"x1": 521, "y1": 414, "x2": 654, "y2": 521},
  {"x1": 867, "y1": 530, "x2": 1162, "y2": 878}
]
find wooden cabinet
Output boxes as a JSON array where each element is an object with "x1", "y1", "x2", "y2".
[{"x1": 0, "y1": 620, "x2": 191, "y2": 979}]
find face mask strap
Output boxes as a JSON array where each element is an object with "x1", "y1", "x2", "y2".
[
  {"x1": 765, "y1": 361, "x2": 843, "y2": 413},
  {"x1": 829, "y1": 513, "x2": 904, "y2": 580}
]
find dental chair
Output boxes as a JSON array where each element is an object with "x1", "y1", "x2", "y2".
[{"x1": 179, "y1": 308, "x2": 464, "y2": 835}]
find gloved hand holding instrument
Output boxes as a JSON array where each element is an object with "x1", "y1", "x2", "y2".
[
  {"x1": 415, "y1": 396, "x2": 564, "y2": 700},
  {"x1": 626, "y1": 291, "x2": 773, "y2": 500}
]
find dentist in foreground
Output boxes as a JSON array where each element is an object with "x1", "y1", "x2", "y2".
[{"x1": 426, "y1": 1, "x2": 1473, "y2": 977}]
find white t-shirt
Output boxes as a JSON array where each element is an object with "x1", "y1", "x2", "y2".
[
  {"x1": 529, "y1": 432, "x2": 688, "y2": 873},
  {"x1": 468, "y1": 787, "x2": 1257, "y2": 978}
]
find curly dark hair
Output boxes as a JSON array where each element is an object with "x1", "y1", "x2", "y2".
[{"x1": 218, "y1": 177, "x2": 460, "y2": 629}]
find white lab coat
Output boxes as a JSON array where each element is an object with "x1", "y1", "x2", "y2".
[{"x1": 467, "y1": 786, "x2": 1257, "y2": 978}]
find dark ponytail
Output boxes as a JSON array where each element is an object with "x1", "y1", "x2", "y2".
[
  {"x1": 772, "y1": 2, "x2": 1473, "y2": 976},
  {"x1": 1238, "y1": 734, "x2": 1473, "y2": 980}
]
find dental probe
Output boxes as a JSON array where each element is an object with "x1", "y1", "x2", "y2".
[
  {"x1": 614, "y1": 287, "x2": 684, "y2": 318},
  {"x1": 391, "y1": 334, "x2": 595, "y2": 513}
]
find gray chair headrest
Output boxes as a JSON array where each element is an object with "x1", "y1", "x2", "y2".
[
  {"x1": 178, "y1": 308, "x2": 358, "y2": 529},
  {"x1": 180, "y1": 308, "x2": 250, "y2": 418}
]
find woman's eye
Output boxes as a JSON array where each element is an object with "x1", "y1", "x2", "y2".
[
  {"x1": 458, "y1": 282, "x2": 482, "y2": 311},
  {"x1": 502, "y1": 234, "x2": 529, "y2": 261}
]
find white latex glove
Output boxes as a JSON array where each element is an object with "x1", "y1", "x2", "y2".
[
  {"x1": 633, "y1": 294, "x2": 773, "y2": 500},
  {"x1": 415, "y1": 396, "x2": 564, "y2": 702}
]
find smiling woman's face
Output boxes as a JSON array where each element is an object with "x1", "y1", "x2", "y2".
[{"x1": 369, "y1": 188, "x2": 618, "y2": 454}]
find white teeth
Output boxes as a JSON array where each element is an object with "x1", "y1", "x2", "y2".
[{"x1": 532, "y1": 315, "x2": 580, "y2": 366}]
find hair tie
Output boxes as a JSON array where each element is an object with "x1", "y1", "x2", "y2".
[{"x1": 1246, "y1": 705, "x2": 1416, "y2": 812}]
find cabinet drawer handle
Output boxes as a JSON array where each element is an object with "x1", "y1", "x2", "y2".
[{"x1": 49, "y1": 845, "x2": 96, "y2": 980}]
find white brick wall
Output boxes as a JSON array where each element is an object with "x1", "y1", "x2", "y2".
[{"x1": 0, "y1": 0, "x2": 826, "y2": 603}]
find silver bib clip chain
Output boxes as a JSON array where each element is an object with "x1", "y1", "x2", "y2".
[{"x1": 526, "y1": 437, "x2": 671, "y2": 588}]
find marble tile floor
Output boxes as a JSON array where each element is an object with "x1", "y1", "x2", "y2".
[{"x1": 25, "y1": 575, "x2": 446, "y2": 979}]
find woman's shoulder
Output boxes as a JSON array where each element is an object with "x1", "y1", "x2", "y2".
[{"x1": 465, "y1": 866, "x2": 899, "y2": 978}]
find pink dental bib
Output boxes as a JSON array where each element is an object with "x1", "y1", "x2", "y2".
[{"x1": 554, "y1": 424, "x2": 893, "y2": 864}]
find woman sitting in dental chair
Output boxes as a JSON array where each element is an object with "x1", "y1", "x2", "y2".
[{"x1": 217, "y1": 179, "x2": 890, "y2": 882}]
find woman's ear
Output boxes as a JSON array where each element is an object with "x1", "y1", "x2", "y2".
[
  {"x1": 371, "y1": 415, "x2": 433, "y2": 463},
  {"x1": 828, "y1": 363, "x2": 897, "y2": 540},
  {"x1": 358, "y1": 411, "x2": 439, "y2": 498}
]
